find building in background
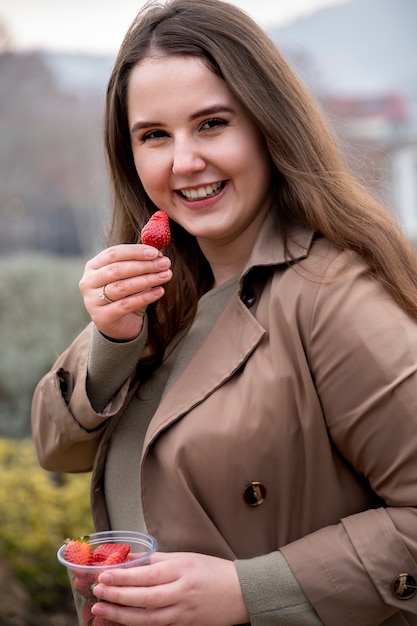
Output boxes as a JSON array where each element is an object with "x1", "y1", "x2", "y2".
[{"x1": 323, "y1": 93, "x2": 417, "y2": 241}]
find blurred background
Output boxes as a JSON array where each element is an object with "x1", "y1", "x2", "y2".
[{"x1": 0, "y1": 0, "x2": 416, "y2": 623}]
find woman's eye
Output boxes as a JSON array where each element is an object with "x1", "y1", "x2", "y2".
[
  {"x1": 142, "y1": 129, "x2": 168, "y2": 142},
  {"x1": 200, "y1": 118, "x2": 228, "y2": 131}
]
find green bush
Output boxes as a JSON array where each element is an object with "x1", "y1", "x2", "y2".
[
  {"x1": 0, "y1": 437, "x2": 93, "y2": 612},
  {"x1": 0, "y1": 256, "x2": 95, "y2": 617},
  {"x1": 0, "y1": 254, "x2": 90, "y2": 438}
]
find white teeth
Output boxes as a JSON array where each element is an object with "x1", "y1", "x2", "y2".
[{"x1": 181, "y1": 182, "x2": 223, "y2": 200}]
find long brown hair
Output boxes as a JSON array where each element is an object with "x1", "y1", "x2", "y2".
[{"x1": 104, "y1": 0, "x2": 417, "y2": 374}]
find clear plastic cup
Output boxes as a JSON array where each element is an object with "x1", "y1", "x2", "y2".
[{"x1": 57, "y1": 530, "x2": 158, "y2": 625}]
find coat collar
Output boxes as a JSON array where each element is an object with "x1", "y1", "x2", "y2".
[
  {"x1": 142, "y1": 214, "x2": 315, "y2": 454},
  {"x1": 240, "y1": 210, "x2": 314, "y2": 282}
]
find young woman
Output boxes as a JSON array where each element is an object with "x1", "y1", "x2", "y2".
[{"x1": 32, "y1": 0, "x2": 417, "y2": 624}]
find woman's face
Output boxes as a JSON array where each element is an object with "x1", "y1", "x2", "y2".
[{"x1": 127, "y1": 54, "x2": 272, "y2": 251}]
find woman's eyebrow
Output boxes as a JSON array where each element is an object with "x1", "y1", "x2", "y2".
[
  {"x1": 189, "y1": 104, "x2": 235, "y2": 120},
  {"x1": 131, "y1": 120, "x2": 164, "y2": 133},
  {"x1": 130, "y1": 105, "x2": 235, "y2": 133}
]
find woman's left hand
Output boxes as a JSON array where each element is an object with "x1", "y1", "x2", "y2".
[{"x1": 92, "y1": 551, "x2": 249, "y2": 625}]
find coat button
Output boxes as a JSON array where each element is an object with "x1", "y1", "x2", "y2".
[
  {"x1": 241, "y1": 288, "x2": 256, "y2": 308},
  {"x1": 243, "y1": 482, "x2": 267, "y2": 506},
  {"x1": 391, "y1": 573, "x2": 417, "y2": 599}
]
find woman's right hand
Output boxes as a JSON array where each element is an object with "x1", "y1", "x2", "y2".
[{"x1": 79, "y1": 243, "x2": 172, "y2": 342}]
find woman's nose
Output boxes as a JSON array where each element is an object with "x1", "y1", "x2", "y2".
[{"x1": 172, "y1": 138, "x2": 206, "y2": 175}]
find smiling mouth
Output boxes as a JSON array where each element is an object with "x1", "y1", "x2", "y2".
[{"x1": 179, "y1": 181, "x2": 225, "y2": 200}]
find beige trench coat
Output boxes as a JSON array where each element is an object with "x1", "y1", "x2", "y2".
[{"x1": 32, "y1": 216, "x2": 417, "y2": 625}]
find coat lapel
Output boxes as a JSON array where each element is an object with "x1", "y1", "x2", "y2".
[
  {"x1": 142, "y1": 215, "x2": 314, "y2": 453},
  {"x1": 142, "y1": 293, "x2": 266, "y2": 452}
]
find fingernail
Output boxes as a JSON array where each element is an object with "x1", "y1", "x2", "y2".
[
  {"x1": 92, "y1": 602, "x2": 105, "y2": 615},
  {"x1": 157, "y1": 270, "x2": 171, "y2": 279},
  {"x1": 98, "y1": 572, "x2": 113, "y2": 585},
  {"x1": 93, "y1": 583, "x2": 104, "y2": 598},
  {"x1": 143, "y1": 247, "x2": 158, "y2": 259},
  {"x1": 155, "y1": 256, "x2": 169, "y2": 268}
]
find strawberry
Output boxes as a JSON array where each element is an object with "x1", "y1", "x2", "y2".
[
  {"x1": 81, "y1": 600, "x2": 95, "y2": 625},
  {"x1": 91, "y1": 615, "x2": 120, "y2": 625},
  {"x1": 141, "y1": 210, "x2": 171, "y2": 251},
  {"x1": 63, "y1": 536, "x2": 93, "y2": 566},
  {"x1": 73, "y1": 572, "x2": 96, "y2": 598},
  {"x1": 92, "y1": 543, "x2": 130, "y2": 565},
  {"x1": 100, "y1": 549, "x2": 130, "y2": 566}
]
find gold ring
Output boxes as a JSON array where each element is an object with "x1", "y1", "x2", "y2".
[{"x1": 99, "y1": 284, "x2": 114, "y2": 304}]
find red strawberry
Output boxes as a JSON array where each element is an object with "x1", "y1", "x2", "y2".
[
  {"x1": 63, "y1": 536, "x2": 93, "y2": 566},
  {"x1": 92, "y1": 543, "x2": 130, "y2": 564},
  {"x1": 141, "y1": 210, "x2": 171, "y2": 251},
  {"x1": 91, "y1": 615, "x2": 120, "y2": 625},
  {"x1": 73, "y1": 572, "x2": 96, "y2": 598},
  {"x1": 100, "y1": 549, "x2": 130, "y2": 566},
  {"x1": 81, "y1": 600, "x2": 95, "y2": 625}
]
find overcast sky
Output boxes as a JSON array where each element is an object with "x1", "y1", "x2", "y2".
[{"x1": 0, "y1": 0, "x2": 347, "y2": 55}]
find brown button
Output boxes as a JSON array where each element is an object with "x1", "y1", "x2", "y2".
[
  {"x1": 243, "y1": 482, "x2": 267, "y2": 506},
  {"x1": 391, "y1": 573, "x2": 417, "y2": 599}
]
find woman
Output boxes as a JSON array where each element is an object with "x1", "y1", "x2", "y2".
[{"x1": 32, "y1": 0, "x2": 417, "y2": 624}]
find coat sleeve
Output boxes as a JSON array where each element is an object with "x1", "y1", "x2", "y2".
[
  {"x1": 281, "y1": 250, "x2": 417, "y2": 625},
  {"x1": 31, "y1": 322, "x2": 143, "y2": 473}
]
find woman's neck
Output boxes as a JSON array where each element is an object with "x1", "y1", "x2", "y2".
[{"x1": 198, "y1": 209, "x2": 268, "y2": 287}]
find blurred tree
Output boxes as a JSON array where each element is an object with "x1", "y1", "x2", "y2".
[{"x1": 0, "y1": 255, "x2": 89, "y2": 438}]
